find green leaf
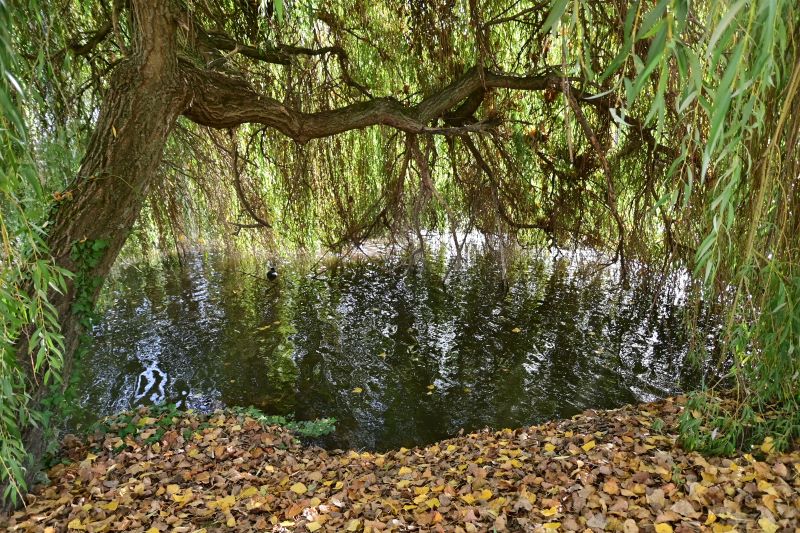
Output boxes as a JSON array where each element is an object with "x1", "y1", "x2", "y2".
[{"x1": 540, "y1": 0, "x2": 570, "y2": 35}]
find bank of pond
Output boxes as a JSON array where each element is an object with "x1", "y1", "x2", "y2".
[{"x1": 4, "y1": 397, "x2": 799, "y2": 531}]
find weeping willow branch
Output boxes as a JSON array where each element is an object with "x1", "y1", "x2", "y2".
[
  {"x1": 182, "y1": 65, "x2": 576, "y2": 140},
  {"x1": 564, "y1": 90, "x2": 627, "y2": 281},
  {"x1": 229, "y1": 130, "x2": 272, "y2": 229}
]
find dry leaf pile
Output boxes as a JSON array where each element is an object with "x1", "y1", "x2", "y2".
[{"x1": 3, "y1": 396, "x2": 799, "y2": 532}]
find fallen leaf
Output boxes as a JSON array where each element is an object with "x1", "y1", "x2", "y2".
[
  {"x1": 290, "y1": 482, "x2": 308, "y2": 494},
  {"x1": 757, "y1": 518, "x2": 779, "y2": 533}
]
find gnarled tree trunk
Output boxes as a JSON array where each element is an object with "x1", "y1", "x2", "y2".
[{"x1": 16, "y1": 0, "x2": 187, "y2": 495}]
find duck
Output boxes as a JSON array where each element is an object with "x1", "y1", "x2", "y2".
[{"x1": 267, "y1": 266, "x2": 278, "y2": 281}]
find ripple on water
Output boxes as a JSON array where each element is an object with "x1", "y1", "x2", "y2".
[{"x1": 76, "y1": 250, "x2": 710, "y2": 450}]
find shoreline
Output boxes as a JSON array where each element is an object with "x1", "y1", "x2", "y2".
[{"x1": 4, "y1": 396, "x2": 799, "y2": 532}]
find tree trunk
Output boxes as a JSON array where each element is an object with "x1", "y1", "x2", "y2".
[{"x1": 15, "y1": 0, "x2": 187, "y2": 499}]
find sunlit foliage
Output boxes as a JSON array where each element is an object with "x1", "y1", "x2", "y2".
[
  {"x1": 0, "y1": 1, "x2": 72, "y2": 504},
  {"x1": 547, "y1": 0, "x2": 800, "y2": 454}
]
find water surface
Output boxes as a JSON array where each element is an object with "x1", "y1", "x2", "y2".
[{"x1": 78, "y1": 249, "x2": 701, "y2": 450}]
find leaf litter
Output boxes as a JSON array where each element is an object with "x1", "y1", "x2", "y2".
[{"x1": 3, "y1": 396, "x2": 799, "y2": 532}]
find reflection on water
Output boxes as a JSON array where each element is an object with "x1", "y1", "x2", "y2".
[{"x1": 77, "y1": 248, "x2": 705, "y2": 450}]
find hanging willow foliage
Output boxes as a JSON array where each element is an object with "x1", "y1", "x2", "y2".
[
  {"x1": 545, "y1": 0, "x2": 800, "y2": 453},
  {"x1": 0, "y1": 1, "x2": 72, "y2": 505}
]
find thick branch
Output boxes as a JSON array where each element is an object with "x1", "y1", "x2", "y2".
[
  {"x1": 202, "y1": 32, "x2": 292, "y2": 65},
  {"x1": 69, "y1": 21, "x2": 113, "y2": 56},
  {"x1": 182, "y1": 65, "x2": 562, "y2": 142}
]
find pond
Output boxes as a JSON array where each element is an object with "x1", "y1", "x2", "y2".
[{"x1": 76, "y1": 247, "x2": 706, "y2": 450}]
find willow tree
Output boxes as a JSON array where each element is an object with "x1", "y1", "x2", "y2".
[{"x1": 3, "y1": 0, "x2": 799, "y2": 506}]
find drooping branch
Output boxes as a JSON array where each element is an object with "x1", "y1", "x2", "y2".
[
  {"x1": 229, "y1": 132, "x2": 272, "y2": 229},
  {"x1": 564, "y1": 89, "x2": 628, "y2": 281},
  {"x1": 181, "y1": 65, "x2": 565, "y2": 142},
  {"x1": 69, "y1": 21, "x2": 113, "y2": 56},
  {"x1": 181, "y1": 12, "x2": 355, "y2": 67},
  {"x1": 461, "y1": 135, "x2": 552, "y2": 233}
]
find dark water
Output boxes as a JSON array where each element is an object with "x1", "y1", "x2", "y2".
[{"x1": 77, "y1": 249, "x2": 702, "y2": 450}]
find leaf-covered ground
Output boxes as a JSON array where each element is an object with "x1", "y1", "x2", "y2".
[{"x1": 3, "y1": 397, "x2": 799, "y2": 532}]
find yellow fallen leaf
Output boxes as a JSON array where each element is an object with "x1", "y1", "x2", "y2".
[
  {"x1": 543, "y1": 523, "x2": 561, "y2": 530},
  {"x1": 425, "y1": 497, "x2": 441, "y2": 509},
  {"x1": 290, "y1": 482, "x2": 308, "y2": 494},
  {"x1": 210, "y1": 494, "x2": 236, "y2": 510},
  {"x1": 172, "y1": 488, "x2": 194, "y2": 504},
  {"x1": 352, "y1": 387, "x2": 363, "y2": 393},
  {"x1": 760, "y1": 436, "x2": 775, "y2": 454},
  {"x1": 67, "y1": 519, "x2": 85, "y2": 530},
  {"x1": 240, "y1": 486, "x2": 259, "y2": 498},
  {"x1": 705, "y1": 511, "x2": 717, "y2": 525},
  {"x1": 307, "y1": 521, "x2": 322, "y2": 532},
  {"x1": 479, "y1": 488, "x2": 493, "y2": 501},
  {"x1": 166, "y1": 484, "x2": 180, "y2": 495},
  {"x1": 146, "y1": 529, "x2": 160, "y2": 533},
  {"x1": 101, "y1": 500, "x2": 119, "y2": 511},
  {"x1": 398, "y1": 466, "x2": 413, "y2": 475},
  {"x1": 460, "y1": 494, "x2": 476, "y2": 505},
  {"x1": 225, "y1": 512, "x2": 236, "y2": 527},
  {"x1": 544, "y1": 443, "x2": 556, "y2": 453},
  {"x1": 346, "y1": 519, "x2": 360, "y2": 531},
  {"x1": 427, "y1": 384, "x2": 435, "y2": 390},
  {"x1": 758, "y1": 518, "x2": 779, "y2": 533},
  {"x1": 654, "y1": 524, "x2": 673, "y2": 533},
  {"x1": 581, "y1": 440, "x2": 596, "y2": 452},
  {"x1": 511, "y1": 327, "x2": 522, "y2": 333},
  {"x1": 757, "y1": 479, "x2": 778, "y2": 496},
  {"x1": 540, "y1": 506, "x2": 559, "y2": 517}
]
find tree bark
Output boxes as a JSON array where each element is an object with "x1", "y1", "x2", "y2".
[
  {"x1": 14, "y1": 0, "x2": 188, "y2": 498},
  {"x1": 44, "y1": 0, "x2": 186, "y2": 367}
]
